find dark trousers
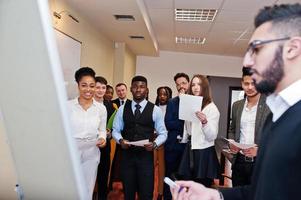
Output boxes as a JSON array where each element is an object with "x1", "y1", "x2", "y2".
[
  {"x1": 120, "y1": 148, "x2": 154, "y2": 200},
  {"x1": 97, "y1": 143, "x2": 111, "y2": 200},
  {"x1": 232, "y1": 154, "x2": 256, "y2": 187},
  {"x1": 194, "y1": 178, "x2": 213, "y2": 187},
  {"x1": 163, "y1": 148, "x2": 185, "y2": 200},
  {"x1": 109, "y1": 144, "x2": 122, "y2": 192}
]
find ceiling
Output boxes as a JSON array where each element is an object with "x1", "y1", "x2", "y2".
[{"x1": 64, "y1": 0, "x2": 300, "y2": 57}]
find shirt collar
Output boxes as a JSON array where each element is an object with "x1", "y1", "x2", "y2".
[
  {"x1": 266, "y1": 80, "x2": 301, "y2": 122},
  {"x1": 74, "y1": 97, "x2": 97, "y2": 107},
  {"x1": 132, "y1": 99, "x2": 147, "y2": 109},
  {"x1": 243, "y1": 97, "x2": 258, "y2": 111},
  {"x1": 278, "y1": 80, "x2": 301, "y2": 106}
]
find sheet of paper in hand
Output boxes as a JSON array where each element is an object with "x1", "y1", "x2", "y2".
[
  {"x1": 179, "y1": 94, "x2": 203, "y2": 122},
  {"x1": 224, "y1": 138, "x2": 257, "y2": 150},
  {"x1": 126, "y1": 139, "x2": 150, "y2": 147}
]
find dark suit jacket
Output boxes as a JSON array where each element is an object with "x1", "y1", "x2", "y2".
[
  {"x1": 228, "y1": 95, "x2": 270, "y2": 163},
  {"x1": 221, "y1": 100, "x2": 301, "y2": 200},
  {"x1": 104, "y1": 100, "x2": 115, "y2": 124},
  {"x1": 164, "y1": 96, "x2": 185, "y2": 152},
  {"x1": 112, "y1": 98, "x2": 129, "y2": 108}
]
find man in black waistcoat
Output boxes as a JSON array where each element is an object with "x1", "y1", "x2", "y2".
[
  {"x1": 112, "y1": 75, "x2": 167, "y2": 200},
  {"x1": 169, "y1": 3, "x2": 301, "y2": 200}
]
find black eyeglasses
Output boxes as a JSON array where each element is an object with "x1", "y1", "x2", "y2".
[{"x1": 246, "y1": 37, "x2": 290, "y2": 56}]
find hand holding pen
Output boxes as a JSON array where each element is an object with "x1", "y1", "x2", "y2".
[{"x1": 169, "y1": 180, "x2": 223, "y2": 200}]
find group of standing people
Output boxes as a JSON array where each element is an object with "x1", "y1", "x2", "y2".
[
  {"x1": 66, "y1": 65, "x2": 224, "y2": 200},
  {"x1": 64, "y1": 4, "x2": 301, "y2": 200}
]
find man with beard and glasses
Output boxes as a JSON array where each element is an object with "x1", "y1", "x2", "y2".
[
  {"x1": 169, "y1": 3, "x2": 301, "y2": 200},
  {"x1": 228, "y1": 67, "x2": 270, "y2": 187},
  {"x1": 163, "y1": 73, "x2": 190, "y2": 200},
  {"x1": 112, "y1": 76, "x2": 167, "y2": 200}
]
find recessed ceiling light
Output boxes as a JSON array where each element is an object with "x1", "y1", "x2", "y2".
[
  {"x1": 114, "y1": 15, "x2": 135, "y2": 21},
  {"x1": 129, "y1": 35, "x2": 145, "y2": 40},
  {"x1": 176, "y1": 36, "x2": 206, "y2": 45},
  {"x1": 175, "y1": 9, "x2": 217, "y2": 22}
]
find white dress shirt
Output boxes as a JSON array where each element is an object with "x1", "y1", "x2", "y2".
[
  {"x1": 266, "y1": 80, "x2": 301, "y2": 122},
  {"x1": 239, "y1": 99, "x2": 258, "y2": 144},
  {"x1": 183, "y1": 102, "x2": 220, "y2": 150},
  {"x1": 119, "y1": 98, "x2": 127, "y2": 106},
  {"x1": 67, "y1": 98, "x2": 107, "y2": 140}
]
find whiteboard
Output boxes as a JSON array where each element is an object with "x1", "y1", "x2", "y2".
[
  {"x1": 0, "y1": 1, "x2": 87, "y2": 199},
  {"x1": 55, "y1": 29, "x2": 81, "y2": 100}
]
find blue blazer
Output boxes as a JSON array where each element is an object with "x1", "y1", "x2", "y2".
[{"x1": 164, "y1": 96, "x2": 185, "y2": 152}]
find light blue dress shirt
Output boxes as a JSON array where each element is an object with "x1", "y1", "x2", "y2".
[{"x1": 112, "y1": 99, "x2": 167, "y2": 146}]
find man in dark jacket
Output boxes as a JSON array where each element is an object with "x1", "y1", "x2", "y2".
[
  {"x1": 94, "y1": 76, "x2": 116, "y2": 200},
  {"x1": 163, "y1": 72, "x2": 189, "y2": 200},
  {"x1": 228, "y1": 68, "x2": 270, "y2": 186}
]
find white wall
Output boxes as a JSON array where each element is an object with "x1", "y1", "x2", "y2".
[
  {"x1": 49, "y1": 0, "x2": 115, "y2": 83},
  {"x1": 0, "y1": 114, "x2": 17, "y2": 200},
  {"x1": 136, "y1": 50, "x2": 243, "y2": 102}
]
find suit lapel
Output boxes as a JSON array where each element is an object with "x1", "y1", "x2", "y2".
[{"x1": 235, "y1": 99, "x2": 245, "y2": 142}]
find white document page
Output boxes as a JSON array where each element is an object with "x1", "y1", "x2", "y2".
[
  {"x1": 126, "y1": 139, "x2": 149, "y2": 147},
  {"x1": 179, "y1": 94, "x2": 203, "y2": 122}
]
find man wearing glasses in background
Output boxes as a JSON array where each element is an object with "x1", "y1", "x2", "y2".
[{"x1": 170, "y1": 3, "x2": 301, "y2": 200}]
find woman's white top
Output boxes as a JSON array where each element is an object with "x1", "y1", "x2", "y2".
[
  {"x1": 159, "y1": 104, "x2": 167, "y2": 117},
  {"x1": 183, "y1": 102, "x2": 220, "y2": 150},
  {"x1": 67, "y1": 98, "x2": 107, "y2": 140}
]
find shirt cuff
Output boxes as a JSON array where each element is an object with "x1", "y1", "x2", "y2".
[{"x1": 113, "y1": 133, "x2": 123, "y2": 144}]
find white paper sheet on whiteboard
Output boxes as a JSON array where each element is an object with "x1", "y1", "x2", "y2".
[{"x1": 179, "y1": 94, "x2": 203, "y2": 122}]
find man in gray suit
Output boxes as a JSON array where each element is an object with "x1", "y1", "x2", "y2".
[{"x1": 228, "y1": 67, "x2": 270, "y2": 186}]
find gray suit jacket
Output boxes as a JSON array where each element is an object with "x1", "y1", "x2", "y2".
[{"x1": 228, "y1": 95, "x2": 270, "y2": 163}]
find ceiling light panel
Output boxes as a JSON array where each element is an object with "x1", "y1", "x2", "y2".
[
  {"x1": 176, "y1": 37, "x2": 206, "y2": 45},
  {"x1": 114, "y1": 14, "x2": 135, "y2": 21},
  {"x1": 129, "y1": 35, "x2": 145, "y2": 40},
  {"x1": 175, "y1": 9, "x2": 217, "y2": 22}
]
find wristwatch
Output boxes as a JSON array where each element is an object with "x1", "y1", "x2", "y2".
[{"x1": 153, "y1": 142, "x2": 158, "y2": 150}]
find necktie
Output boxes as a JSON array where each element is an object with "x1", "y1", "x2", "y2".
[
  {"x1": 134, "y1": 104, "x2": 141, "y2": 119},
  {"x1": 121, "y1": 100, "x2": 124, "y2": 105}
]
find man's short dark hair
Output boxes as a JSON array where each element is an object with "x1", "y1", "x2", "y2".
[
  {"x1": 242, "y1": 67, "x2": 253, "y2": 78},
  {"x1": 131, "y1": 75, "x2": 147, "y2": 85},
  {"x1": 95, "y1": 76, "x2": 107, "y2": 85},
  {"x1": 115, "y1": 83, "x2": 127, "y2": 89},
  {"x1": 255, "y1": 4, "x2": 301, "y2": 36},
  {"x1": 174, "y1": 73, "x2": 189, "y2": 83},
  {"x1": 74, "y1": 67, "x2": 95, "y2": 83}
]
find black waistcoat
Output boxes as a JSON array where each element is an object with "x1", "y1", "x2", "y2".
[{"x1": 122, "y1": 100, "x2": 154, "y2": 141}]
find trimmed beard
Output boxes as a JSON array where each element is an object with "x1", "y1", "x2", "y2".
[{"x1": 254, "y1": 46, "x2": 284, "y2": 95}]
